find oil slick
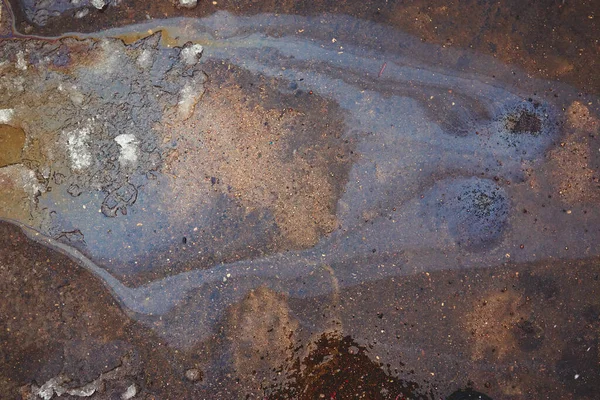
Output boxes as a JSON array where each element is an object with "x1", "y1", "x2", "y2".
[{"x1": 0, "y1": 12, "x2": 598, "y2": 350}]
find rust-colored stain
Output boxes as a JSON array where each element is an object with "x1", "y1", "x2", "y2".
[{"x1": 0, "y1": 124, "x2": 24, "y2": 167}]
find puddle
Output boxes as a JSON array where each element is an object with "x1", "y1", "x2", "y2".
[
  {"x1": 1, "y1": 2, "x2": 600, "y2": 399},
  {"x1": 0, "y1": 123, "x2": 24, "y2": 167}
]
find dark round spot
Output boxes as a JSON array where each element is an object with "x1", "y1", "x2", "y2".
[
  {"x1": 505, "y1": 110, "x2": 542, "y2": 135},
  {"x1": 490, "y1": 99, "x2": 560, "y2": 155},
  {"x1": 435, "y1": 178, "x2": 509, "y2": 250},
  {"x1": 513, "y1": 319, "x2": 544, "y2": 351},
  {"x1": 447, "y1": 389, "x2": 493, "y2": 400}
]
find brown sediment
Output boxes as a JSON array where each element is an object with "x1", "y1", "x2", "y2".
[
  {"x1": 0, "y1": 220, "x2": 197, "y2": 399},
  {"x1": 226, "y1": 287, "x2": 299, "y2": 396},
  {"x1": 387, "y1": 0, "x2": 599, "y2": 94},
  {"x1": 0, "y1": 1, "x2": 11, "y2": 36},
  {"x1": 0, "y1": 165, "x2": 37, "y2": 221},
  {"x1": 317, "y1": 258, "x2": 600, "y2": 398},
  {"x1": 162, "y1": 61, "x2": 355, "y2": 250},
  {"x1": 546, "y1": 101, "x2": 600, "y2": 204},
  {"x1": 0, "y1": 124, "x2": 25, "y2": 167},
  {"x1": 465, "y1": 290, "x2": 529, "y2": 362},
  {"x1": 115, "y1": 27, "x2": 181, "y2": 47},
  {"x1": 3, "y1": 215, "x2": 600, "y2": 398},
  {"x1": 0, "y1": 1, "x2": 599, "y2": 399}
]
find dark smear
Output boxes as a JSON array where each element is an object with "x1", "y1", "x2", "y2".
[
  {"x1": 556, "y1": 335, "x2": 600, "y2": 397},
  {"x1": 506, "y1": 111, "x2": 542, "y2": 135},
  {"x1": 493, "y1": 99, "x2": 560, "y2": 153},
  {"x1": 513, "y1": 319, "x2": 544, "y2": 351},
  {"x1": 435, "y1": 178, "x2": 509, "y2": 250},
  {"x1": 268, "y1": 333, "x2": 431, "y2": 400}
]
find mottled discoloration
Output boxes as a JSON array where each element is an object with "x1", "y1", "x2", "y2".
[
  {"x1": 0, "y1": 1, "x2": 599, "y2": 399},
  {"x1": 0, "y1": 124, "x2": 24, "y2": 167},
  {"x1": 547, "y1": 101, "x2": 600, "y2": 204},
  {"x1": 163, "y1": 63, "x2": 353, "y2": 250}
]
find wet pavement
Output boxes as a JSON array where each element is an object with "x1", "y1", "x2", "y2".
[{"x1": 0, "y1": 0, "x2": 599, "y2": 399}]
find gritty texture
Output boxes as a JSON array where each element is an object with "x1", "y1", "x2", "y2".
[
  {"x1": 0, "y1": 1, "x2": 599, "y2": 399},
  {"x1": 0, "y1": 33, "x2": 206, "y2": 241},
  {"x1": 0, "y1": 124, "x2": 25, "y2": 167},
  {"x1": 163, "y1": 62, "x2": 354, "y2": 250},
  {"x1": 6, "y1": 0, "x2": 598, "y2": 95},
  {"x1": 2, "y1": 220, "x2": 600, "y2": 399}
]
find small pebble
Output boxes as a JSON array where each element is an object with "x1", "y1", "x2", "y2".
[
  {"x1": 178, "y1": 0, "x2": 198, "y2": 9},
  {"x1": 185, "y1": 368, "x2": 202, "y2": 382},
  {"x1": 90, "y1": 0, "x2": 106, "y2": 9}
]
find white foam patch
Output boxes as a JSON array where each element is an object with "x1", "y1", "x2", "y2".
[
  {"x1": 114, "y1": 133, "x2": 138, "y2": 165},
  {"x1": 136, "y1": 49, "x2": 153, "y2": 69},
  {"x1": 0, "y1": 109, "x2": 14, "y2": 124},
  {"x1": 91, "y1": 0, "x2": 105, "y2": 9},
  {"x1": 178, "y1": 0, "x2": 197, "y2": 9},
  {"x1": 178, "y1": 84, "x2": 196, "y2": 119},
  {"x1": 16, "y1": 51, "x2": 27, "y2": 71},
  {"x1": 180, "y1": 43, "x2": 203, "y2": 66},
  {"x1": 178, "y1": 78, "x2": 206, "y2": 119},
  {"x1": 121, "y1": 384, "x2": 137, "y2": 400},
  {"x1": 65, "y1": 125, "x2": 92, "y2": 170}
]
